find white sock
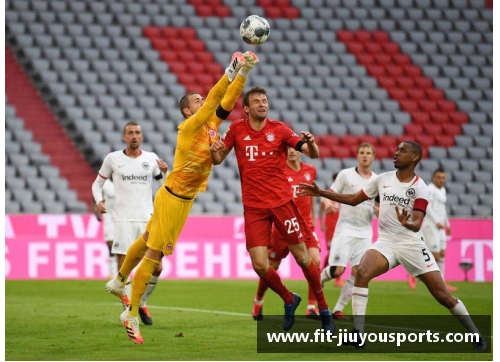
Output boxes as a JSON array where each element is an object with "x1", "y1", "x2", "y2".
[
  {"x1": 254, "y1": 298, "x2": 264, "y2": 305},
  {"x1": 333, "y1": 275, "x2": 355, "y2": 313},
  {"x1": 109, "y1": 255, "x2": 118, "y2": 278},
  {"x1": 352, "y1": 286, "x2": 369, "y2": 333},
  {"x1": 140, "y1": 275, "x2": 159, "y2": 307},
  {"x1": 438, "y1": 258, "x2": 445, "y2": 280},
  {"x1": 449, "y1": 298, "x2": 480, "y2": 334}
]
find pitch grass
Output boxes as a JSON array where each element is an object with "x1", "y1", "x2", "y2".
[{"x1": 6, "y1": 280, "x2": 492, "y2": 361}]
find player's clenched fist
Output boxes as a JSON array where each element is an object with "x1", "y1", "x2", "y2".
[
  {"x1": 157, "y1": 159, "x2": 168, "y2": 174},
  {"x1": 210, "y1": 139, "x2": 226, "y2": 152},
  {"x1": 300, "y1": 131, "x2": 315, "y2": 144},
  {"x1": 98, "y1": 200, "x2": 107, "y2": 214}
]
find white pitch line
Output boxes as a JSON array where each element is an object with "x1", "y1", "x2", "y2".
[{"x1": 55, "y1": 302, "x2": 491, "y2": 337}]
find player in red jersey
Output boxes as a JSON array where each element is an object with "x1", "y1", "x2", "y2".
[
  {"x1": 251, "y1": 146, "x2": 322, "y2": 320},
  {"x1": 210, "y1": 86, "x2": 334, "y2": 333}
]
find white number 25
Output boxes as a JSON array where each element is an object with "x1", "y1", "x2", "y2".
[{"x1": 284, "y1": 217, "x2": 300, "y2": 234}]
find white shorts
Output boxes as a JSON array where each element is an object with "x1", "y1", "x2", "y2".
[
  {"x1": 370, "y1": 238, "x2": 441, "y2": 277},
  {"x1": 112, "y1": 221, "x2": 147, "y2": 255},
  {"x1": 328, "y1": 234, "x2": 371, "y2": 267},
  {"x1": 422, "y1": 225, "x2": 446, "y2": 253},
  {"x1": 102, "y1": 213, "x2": 114, "y2": 242}
]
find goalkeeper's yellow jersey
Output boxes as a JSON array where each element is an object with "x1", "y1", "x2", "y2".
[{"x1": 165, "y1": 74, "x2": 246, "y2": 198}]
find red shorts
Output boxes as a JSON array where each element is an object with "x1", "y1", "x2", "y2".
[
  {"x1": 269, "y1": 227, "x2": 320, "y2": 261},
  {"x1": 244, "y1": 200, "x2": 312, "y2": 251}
]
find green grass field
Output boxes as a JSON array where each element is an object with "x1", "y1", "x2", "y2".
[{"x1": 6, "y1": 280, "x2": 492, "y2": 361}]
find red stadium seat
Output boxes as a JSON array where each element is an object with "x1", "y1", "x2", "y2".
[
  {"x1": 206, "y1": 0, "x2": 223, "y2": 6},
  {"x1": 257, "y1": 0, "x2": 273, "y2": 6},
  {"x1": 416, "y1": 134, "x2": 435, "y2": 147},
  {"x1": 143, "y1": 26, "x2": 161, "y2": 38},
  {"x1": 404, "y1": 65, "x2": 422, "y2": 77},
  {"x1": 178, "y1": 27, "x2": 197, "y2": 39},
  {"x1": 354, "y1": 30, "x2": 371, "y2": 43},
  {"x1": 405, "y1": 124, "x2": 424, "y2": 135},
  {"x1": 169, "y1": 62, "x2": 187, "y2": 73},
  {"x1": 414, "y1": 77, "x2": 433, "y2": 89},
  {"x1": 162, "y1": 27, "x2": 179, "y2": 39},
  {"x1": 318, "y1": 145, "x2": 333, "y2": 158},
  {"x1": 375, "y1": 54, "x2": 392, "y2": 66},
  {"x1": 365, "y1": 42, "x2": 382, "y2": 54},
  {"x1": 160, "y1": 51, "x2": 178, "y2": 62},
  {"x1": 189, "y1": 0, "x2": 204, "y2": 6},
  {"x1": 358, "y1": 135, "x2": 377, "y2": 145},
  {"x1": 187, "y1": 85, "x2": 204, "y2": 95},
  {"x1": 392, "y1": 54, "x2": 411, "y2": 66},
  {"x1": 320, "y1": 134, "x2": 340, "y2": 146},
  {"x1": 419, "y1": 100, "x2": 438, "y2": 112},
  {"x1": 189, "y1": 62, "x2": 205, "y2": 74},
  {"x1": 372, "y1": 31, "x2": 390, "y2": 43},
  {"x1": 337, "y1": 30, "x2": 354, "y2": 42},
  {"x1": 349, "y1": 145, "x2": 361, "y2": 156},
  {"x1": 382, "y1": 42, "x2": 400, "y2": 54},
  {"x1": 332, "y1": 146, "x2": 351, "y2": 159},
  {"x1": 275, "y1": 0, "x2": 291, "y2": 8},
  {"x1": 283, "y1": 7, "x2": 300, "y2": 18},
  {"x1": 266, "y1": 7, "x2": 283, "y2": 18},
  {"x1": 386, "y1": 66, "x2": 404, "y2": 77},
  {"x1": 197, "y1": 74, "x2": 213, "y2": 85},
  {"x1": 178, "y1": 73, "x2": 196, "y2": 84},
  {"x1": 378, "y1": 77, "x2": 396, "y2": 88},
  {"x1": 396, "y1": 77, "x2": 414, "y2": 89},
  {"x1": 170, "y1": 39, "x2": 186, "y2": 51},
  {"x1": 397, "y1": 135, "x2": 416, "y2": 144},
  {"x1": 430, "y1": 112, "x2": 450, "y2": 124},
  {"x1": 375, "y1": 146, "x2": 391, "y2": 159},
  {"x1": 195, "y1": 51, "x2": 214, "y2": 63},
  {"x1": 196, "y1": 5, "x2": 213, "y2": 16},
  {"x1": 426, "y1": 88, "x2": 445, "y2": 100},
  {"x1": 378, "y1": 135, "x2": 397, "y2": 147},
  {"x1": 215, "y1": 6, "x2": 231, "y2": 17},
  {"x1": 151, "y1": 38, "x2": 169, "y2": 50},
  {"x1": 341, "y1": 134, "x2": 359, "y2": 146},
  {"x1": 400, "y1": 100, "x2": 419, "y2": 112},
  {"x1": 188, "y1": 39, "x2": 205, "y2": 51},
  {"x1": 205, "y1": 63, "x2": 223, "y2": 74},
  {"x1": 443, "y1": 124, "x2": 462, "y2": 136},
  {"x1": 421, "y1": 147, "x2": 429, "y2": 159},
  {"x1": 346, "y1": 42, "x2": 364, "y2": 54},
  {"x1": 356, "y1": 54, "x2": 375, "y2": 65},
  {"x1": 411, "y1": 112, "x2": 430, "y2": 124},
  {"x1": 438, "y1": 100, "x2": 457, "y2": 112},
  {"x1": 449, "y1": 112, "x2": 468, "y2": 124},
  {"x1": 435, "y1": 135, "x2": 455, "y2": 147},
  {"x1": 178, "y1": 51, "x2": 193, "y2": 63},
  {"x1": 388, "y1": 88, "x2": 407, "y2": 100},
  {"x1": 367, "y1": 65, "x2": 385, "y2": 77},
  {"x1": 407, "y1": 89, "x2": 426, "y2": 101},
  {"x1": 423, "y1": 123, "x2": 443, "y2": 135}
]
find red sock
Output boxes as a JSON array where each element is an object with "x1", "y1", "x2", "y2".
[
  {"x1": 308, "y1": 285, "x2": 317, "y2": 306},
  {"x1": 302, "y1": 262, "x2": 328, "y2": 310},
  {"x1": 262, "y1": 267, "x2": 294, "y2": 304},
  {"x1": 256, "y1": 278, "x2": 269, "y2": 301}
]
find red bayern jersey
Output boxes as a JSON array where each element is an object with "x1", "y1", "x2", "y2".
[
  {"x1": 222, "y1": 118, "x2": 303, "y2": 208},
  {"x1": 285, "y1": 162, "x2": 317, "y2": 228}
]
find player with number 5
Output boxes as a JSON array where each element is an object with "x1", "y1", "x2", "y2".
[
  {"x1": 210, "y1": 86, "x2": 335, "y2": 335},
  {"x1": 298, "y1": 141, "x2": 487, "y2": 350}
]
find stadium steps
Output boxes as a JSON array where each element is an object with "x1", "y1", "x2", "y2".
[
  {"x1": 338, "y1": 30, "x2": 468, "y2": 155},
  {"x1": 144, "y1": 26, "x2": 247, "y2": 121},
  {"x1": 5, "y1": 46, "x2": 94, "y2": 209}
]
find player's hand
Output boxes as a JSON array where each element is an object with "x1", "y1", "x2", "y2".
[
  {"x1": 210, "y1": 139, "x2": 226, "y2": 152},
  {"x1": 436, "y1": 222, "x2": 444, "y2": 230},
  {"x1": 98, "y1": 200, "x2": 107, "y2": 214},
  {"x1": 446, "y1": 226, "x2": 451, "y2": 236},
  {"x1": 298, "y1": 182, "x2": 321, "y2": 197},
  {"x1": 324, "y1": 199, "x2": 338, "y2": 214},
  {"x1": 239, "y1": 51, "x2": 259, "y2": 77},
  {"x1": 157, "y1": 159, "x2": 168, "y2": 174},
  {"x1": 300, "y1": 131, "x2": 315, "y2": 145},
  {"x1": 225, "y1": 52, "x2": 245, "y2": 81},
  {"x1": 395, "y1": 206, "x2": 410, "y2": 226}
]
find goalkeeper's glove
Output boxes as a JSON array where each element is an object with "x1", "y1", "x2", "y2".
[
  {"x1": 238, "y1": 51, "x2": 259, "y2": 77},
  {"x1": 225, "y1": 52, "x2": 245, "y2": 81}
]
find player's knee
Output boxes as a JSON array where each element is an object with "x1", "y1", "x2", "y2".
[
  {"x1": 312, "y1": 256, "x2": 321, "y2": 269},
  {"x1": 252, "y1": 261, "x2": 268, "y2": 277},
  {"x1": 355, "y1": 266, "x2": 371, "y2": 284},
  {"x1": 433, "y1": 252, "x2": 440, "y2": 261},
  {"x1": 295, "y1": 253, "x2": 309, "y2": 269}
]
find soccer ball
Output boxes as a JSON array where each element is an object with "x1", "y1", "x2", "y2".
[{"x1": 240, "y1": 15, "x2": 271, "y2": 45}]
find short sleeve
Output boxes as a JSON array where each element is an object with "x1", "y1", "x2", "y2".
[
  {"x1": 282, "y1": 125, "x2": 302, "y2": 149},
  {"x1": 414, "y1": 182, "x2": 430, "y2": 213},
  {"x1": 332, "y1": 170, "x2": 346, "y2": 193},
  {"x1": 98, "y1": 154, "x2": 113, "y2": 179},
  {"x1": 222, "y1": 124, "x2": 236, "y2": 150},
  {"x1": 362, "y1": 174, "x2": 381, "y2": 199}
]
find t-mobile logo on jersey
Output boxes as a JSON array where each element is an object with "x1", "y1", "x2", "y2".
[
  {"x1": 291, "y1": 185, "x2": 300, "y2": 198},
  {"x1": 245, "y1": 145, "x2": 275, "y2": 161}
]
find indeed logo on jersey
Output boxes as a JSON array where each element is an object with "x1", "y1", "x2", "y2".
[
  {"x1": 122, "y1": 174, "x2": 148, "y2": 181},
  {"x1": 382, "y1": 193, "x2": 411, "y2": 206}
]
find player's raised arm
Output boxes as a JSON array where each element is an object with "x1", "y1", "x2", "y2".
[
  {"x1": 298, "y1": 182, "x2": 368, "y2": 206},
  {"x1": 180, "y1": 52, "x2": 246, "y2": 134},
  {"x1": 298, "y1": 132, "x2": 319, "y2": 158}
]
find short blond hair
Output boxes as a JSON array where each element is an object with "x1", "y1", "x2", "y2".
[{"x1": 357, "y1": 142, "x2": 376, "y2": 154}]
